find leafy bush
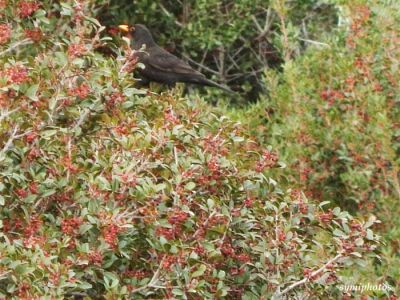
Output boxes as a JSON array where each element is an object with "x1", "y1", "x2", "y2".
[
  {"x1": 233, "y1": 0, "x2": 400, "y2": 294},
  {"x1": 0, "y1": 0, "x2": 381, "y2": 299}
]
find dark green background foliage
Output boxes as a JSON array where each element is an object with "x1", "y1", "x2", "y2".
[{"x1": 97, "y1": 0, "x2": 338, "y2": 103}]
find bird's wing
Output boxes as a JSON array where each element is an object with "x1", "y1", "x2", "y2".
[{"x1": 144, "y1": 47, "x2": 204, "y2": 76}]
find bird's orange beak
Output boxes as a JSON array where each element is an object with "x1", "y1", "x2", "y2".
[{"x1": 118, "y1": 25, "x2": 133, "y2": 33}]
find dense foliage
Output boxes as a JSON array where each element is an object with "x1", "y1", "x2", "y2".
[
  {"x1": 0, "y1": 0, "x2": 385, "y2": 299},
  {"x1": 234, "y1": 0, "x2": 400, "y2": 295}
]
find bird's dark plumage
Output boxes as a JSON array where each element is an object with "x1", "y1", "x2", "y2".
[{"x1": 119, "y1": 24, "x2": 233, "y2": 93}]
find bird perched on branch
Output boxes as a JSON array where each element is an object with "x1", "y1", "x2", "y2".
[{"x1": 118, "y1": 24, "x2": 233, "y2": 93}]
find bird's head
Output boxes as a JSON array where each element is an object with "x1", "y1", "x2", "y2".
[{"x1": 118, "y1": 24, "x2": 155, "y2": 49}]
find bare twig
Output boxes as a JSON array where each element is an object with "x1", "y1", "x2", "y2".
[
  {"x1": 0, "y1": 126, "x2": 19, "y2": 158},
  {"x1": 0, "y1": 126, "x2": 31, "y2": 159},
  {"x1": 218, "y1": 47, "x2": 225, "y2": 80},
  {"x1": 246, "y1": 42, "x2": 267, "y2": 66},
  {"x1": 231, "y1": 45, "x2": 245, "y2": 60},
  {"x1": 252, "y1": 15, "x2": 264, "y2": 33},
  {"x1": 158, "y1": 3, "x2": 183, "y2": 27},
  {"x1": 253, "y1": 8, "x2": 274, "y2": 40},
  {"x1": 298, "y1": 38, "x2": 330, "y2": 48},
  {"x1": 174, "y1": 146, "x2": 179, "y2": 167},
  {"x1": 0, "y1": 39, "x2": 33, "y2": 56},
  {"x1": 90, "y1": 25, "x2": 106, "y2": 49},
  {"x1": 302, "y1": 20, "x2": 309, "y2": 40},
  {"x1": 199, "y1": 50, "x2": 208, "y2": 68},
  {"x1": 130, "y1": 256, "x2": 166, "y2": 294},
  {"x1": 181, "y1": 54, "x2": 220, "y2": 76},
  {"x1": 213, "y1": 54, "x2": 221, "y2": 73},
  {"x1": 0, "y1": 271, "x2": 12, "y2": 279},
  {"x1": 274, "y1": 253, "x2": 343, "y2": 297},
  {"x1": 192, "y1": 211, "x2": 217, "y2": 240},
  {"x1": 226, "y1": 53, "x2": 242, "y2": 72},
  {"x1": 73, "y1": 108, "x2": 90, "y2": 131},
  {"x1": 0, "y1": 108, "x2": 20, "y2": 122},
  {"x1": 392, "y1": 168, "x2": 400, "y2": 199}
]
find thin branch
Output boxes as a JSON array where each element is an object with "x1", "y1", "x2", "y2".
[
  {"x1": 226, "y1": 53, "x2": 242, "y2": 72},
  {"x1": 0, "y1": 126, "x2": 33, "y2": 162},
  {"x1": 392, "y1": 168, "x2": 400, "y2": 199},
  {"x1": 274, "y1": 253, "x2": 343, "y2": 297},
  {"x1": 158, "y1": 3, "x2": 183, "y2": 27},
  {"x1": 218, "y1": 47, "x2": 225, "y2": 79},
  {"x1": 253, "y1": 8, "x2": 274, "y2": 40},
  {"x1": 298, "y1": 38, "x2": 330, "y2": 48},
  {"x1": 192, "y1": 211, "x2": 217, "y2": 240},
  {"x1": 0, "y1": 126, "x2": 19, "y2": 159},
  {"x1": 302, "y1": 20, "x2": 309, "y2": 40},
  {"x1": 181, "y1": 54, "x2": 220, "y2": 76},
  {"x1": 252, "y1": 15, "x2": 263, "y2": 33},
  {"x1": 200, "y1": 50, "x2": 208, "y2": 65},
  {"x1": 0, "y1": 271, "x2": 12, "y2": 279},
  {"x1": 72, "y1": 108, "x2": 90, "y2": 131},
  {"x1": 213, "y1": 54, "x2": 221, "y2": 73},
  {"x1": 130, "y1": 256, "x2": 166, "y2": 294},
  {"x1": 0, "y1": 39, "x2": 33, "y2": 56},
  {"x1": 0, "y1": 108, "x2": 20, "y2": 122},
  {"x1": 231, "y1": 45, "x2": 245, "y2": 60},
  {"x1": 174, "y1": 146, "x2": 179, "y2": 167},
  {"x1": 246, "y1": 42, "x2": 267, "y2": 66}
]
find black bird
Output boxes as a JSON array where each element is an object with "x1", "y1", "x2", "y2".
[{"x1": 118, "y1": 24, "x2": 233, "y2": 93}]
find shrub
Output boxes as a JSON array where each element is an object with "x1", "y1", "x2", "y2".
[
  {"x1": 0, "y1": 0, "x2": 379, "y2": 299},
  {"x1": 234, "y1": 0, "x2": 400, "y2": 294}
]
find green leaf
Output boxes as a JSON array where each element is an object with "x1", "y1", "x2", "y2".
[
  {"x1": 319, "y1": 201, "x2": 331, "y2": 207},
  {"x1": 232, "y1": 136, "x2": 244, "y2": 142},
  {"x1": 84, "y1": 16, "x2": 102, "y2": 27},
  {"x1": 15, "y1": 264, "x2": 34, "y2": 275},
  {"x1": 155, "y1": 183, "x2": 166, "y2": 192},
  {"x1": 366, "y1": 229, "x2": 374, "y2": 240},
  {"x1": 159, "y1": 236, "x2": 168, "y2": 246},
  {"x1": 54, "y1": 52, "x2": 68, "y2": 66},
  {"x1": 332, "y1": 207, "x2": 341, "y2": 216},
  {"x1": 333, "y1": 229, "x2": 346, "y2": 237},
  {"x1": 192, "y1": 264, "x2": 207, "y2": 277},
  {"x1": 96, "y1": 176, "x2": 110, "y2": 190},
  {"x1": 78, "y1": 282, "x2": 92, "y2": 289},
  {"x1": 41, "y1": 129, "x2": 58, "y2": 138},
  {"x1": 184, "y1": 182, "x2": 196, "y2": 191},
  {"x1": 41, "y1": 189, "x2": 56, "y2": 198},
  {"x1": 79, "y1": 224, "x2": 92, "y2": 235},
  {"x1": 25, "y1": 84, "x2": 39, "y2": 100},
  {"x1": 103, "y1": 271, "x2": 119, "y2": 288},
  {"x1": 172, "y1": 289, "x2": 184, "y2": 296},
  {"x1": 170, "y1": 245, "x2": 178, "y2": 254},
  {"x1": 217, "y1": 270, "x2": 226, "y2": 279},
  {"x1": 207, "y1": 198, "x2": 214, "y2": 209},
  {"x1": 351, "y1": 252, "x2": 362, "y2": 258}
]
